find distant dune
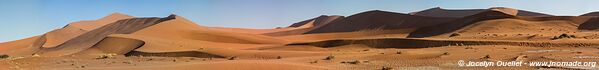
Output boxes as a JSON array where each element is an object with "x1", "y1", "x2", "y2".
[
  {"x1": 263, "y1": 15, "x2": 344, "y2": 36},
  {"x1": 304, "y1": 10, "x2": 455, "y2": 34},
  {"x1": 410, "y1": 7, "x2": 552, "y2": 17}
]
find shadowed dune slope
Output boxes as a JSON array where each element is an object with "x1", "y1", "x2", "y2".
[
  {"x1": 304, "y1": 10, "x2": 456, "y2": 34},
  {"x1": 263, "y1": 15, "x2": 345, "y2": 36},
  {"x1": 411, "y1": 7, "x2": 552, "y2": 17},
  {"x1": 410, "y1": 7, "x2": 487, "y2": 17},
  {"x1": 35, "y1": 15, "x2": 177, "y2": 57},
  {"x1": 581, "y1": 12, "x2": 599, "y2": 16},
  {"x1": 407, "y1": 10, "x2": 516, "y2": 38},
  {"x1": 41, "y1": 13, "x2": 133, "y2": 48},
  {"x1": 579, "y1": 17, "x2": 599, "y2": 30},
  {"x1": 288, "y1": 15, "x2": 345, "y2": 28},
  {"x1": 410, "y1": 12, "x2": 599, "y2": 38}
]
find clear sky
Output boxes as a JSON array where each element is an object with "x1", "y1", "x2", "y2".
[{"x1": 1, "y1": 0, "x2": 599, "y2": 42}]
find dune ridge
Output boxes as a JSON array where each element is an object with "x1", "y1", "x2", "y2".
[
  {"x1": 411, "y1": 7, "x2": 552, "y2": 17},
  {"x1": 35, "y1": 15, "x2": 177, "y2": 56},
  {"x1": 263, "y1": 15, "x2": 345, "y2": 36}
]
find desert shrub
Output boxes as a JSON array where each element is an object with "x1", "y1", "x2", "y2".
[
  {"x1": 309, "y1": 60, "x2": 318, "y2": 64},
  {"x1": 323, "y1": 55, "x2": 335, "y2": 60},
  {"x1": 449, "y1": 33, "x2": 461, "y2": 37},
  {"x1": 552, "y1": 33, "x2": 576, "y2": 40},
  {"x1": 95, "y1": 54, "x2": 117, "y2": 59},
  {"x1": 228, "y1": 56, "x2": 237, "y2": 60},
  {"x1": 0, "y1": 55, "x2": 8, "y2": 59},
  {"x1": 380, "y1": 66, "x2": 393, "y2": 70},
  {"x1": 340, "y1": 60, "x2": 360, "y2": 64}
]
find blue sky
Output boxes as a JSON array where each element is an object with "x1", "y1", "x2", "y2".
[{"x1": 1, "y1": 0, "x2": 599, "y2": 42}]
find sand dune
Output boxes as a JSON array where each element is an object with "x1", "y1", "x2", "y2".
[
  {"x1": 35, "y1": 15, "x2": 176, "y2": 57},
  {"x1": 3, "y1": 7, "x2": 599, "y2": 70},
  {"x1": 128, "y1": 16, "x2": 288, "y2": 44},
  {"x1": 41, "y1": 13, "x2": 133, "y2": 48},
  {"x1": 304, "y1": 10, "x2": 456, "y2": 34},
  {"x1": 80, "y1": 36, "x2": 145, "y2": 55},
  {"x1": 263, "y1": 15, "x2": 345, "y2": 36},
  {"x1": 67, "y1": 13, "x2": 134, "y2": 31},
  {"x1": 411, "y1": 7, "x2": 552, "y2": 17},
  {"x1": 41, "y1": 27, "x2": 86, "y2": 48},
  {"x1": 408, "y1": 10, "x2": 515, "y2": 38},
  {"x1": 0, "y1": 36, "x2": 44, "y2": 56}
]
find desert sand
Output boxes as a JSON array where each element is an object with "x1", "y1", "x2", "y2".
[{"x1": 1, "y1": 7, "x2": 599, "y2": 70}]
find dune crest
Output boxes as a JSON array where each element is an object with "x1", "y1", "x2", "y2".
[
  {"x1": 41, "y1": 13, "x2": 134, "y2": 48},
  {"x1": 263, "y1": 15, "x2": 345, "y2": 36},
  {"x1": 411, "y1": 7, "x2": 552, "y2": 17}
]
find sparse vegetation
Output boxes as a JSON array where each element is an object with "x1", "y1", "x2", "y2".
[
  {"x1": 527, "y1": 34, "x2": 538, "y2": 39},
  {"x1": 95, "y1": 54, "x2": 117, "y2": 59},
  {"x1": 449, "y1": 33, "x2": 461, "y2": 37},
  {"x1": 551, "y1": 33, "x2": 576, "y2": 40},
  {"x1": 442, "y1": 52, "x2": 449, "y2": 55},
  {"x1": 380, "y1": 66, "x2": 393, "y2": 70},
  {"x1": 482, "y1": 55, "x2": 491, "y2": 59},
  {"x1": 465, "y1": 47, "x2": 474, "y2": 49},
  {"x1": 323, "y1": 55, "x2": 335, "y2": 60},
  {"x1": 0, "y1": 55, "x2": 9, "y2": 59},
  {"x1": 340, "y1": 60, "x2": 360, "y2": 64},
  {"x1": 228, "y1": 56, "x2": 237, "y2": 60},
  {"x1": 309, "y1": 60, "x2": 318, "y2": 64}
]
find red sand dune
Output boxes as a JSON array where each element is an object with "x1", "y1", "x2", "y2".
[
  {"x1": 263, "y1": 15, "x2": 344, "y2": 36},
  {"x1": 41, "y1": 13, "x2": 133, "y2": 48},
  {"x1": 35, "y1": 15, "x2": 177, "y2": 56},
  {"x1": 407, "y1": 10, "x2": 516, "y2": 38},
  {"x1": 3, "y1": 7, "x2": 599, "y2": 70},
  {"x1": 67, "y1": 13, "x2": 134, "y2": 31},
  {"x1": 410, "y1": 7, "x2": 552, "y2": 17},
  {"x1": 304, "y1": 10, "x2": 456, "y2": 34},
  {"x1": 0, "y1": 36, "x2": 44, "y2": 56}
]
